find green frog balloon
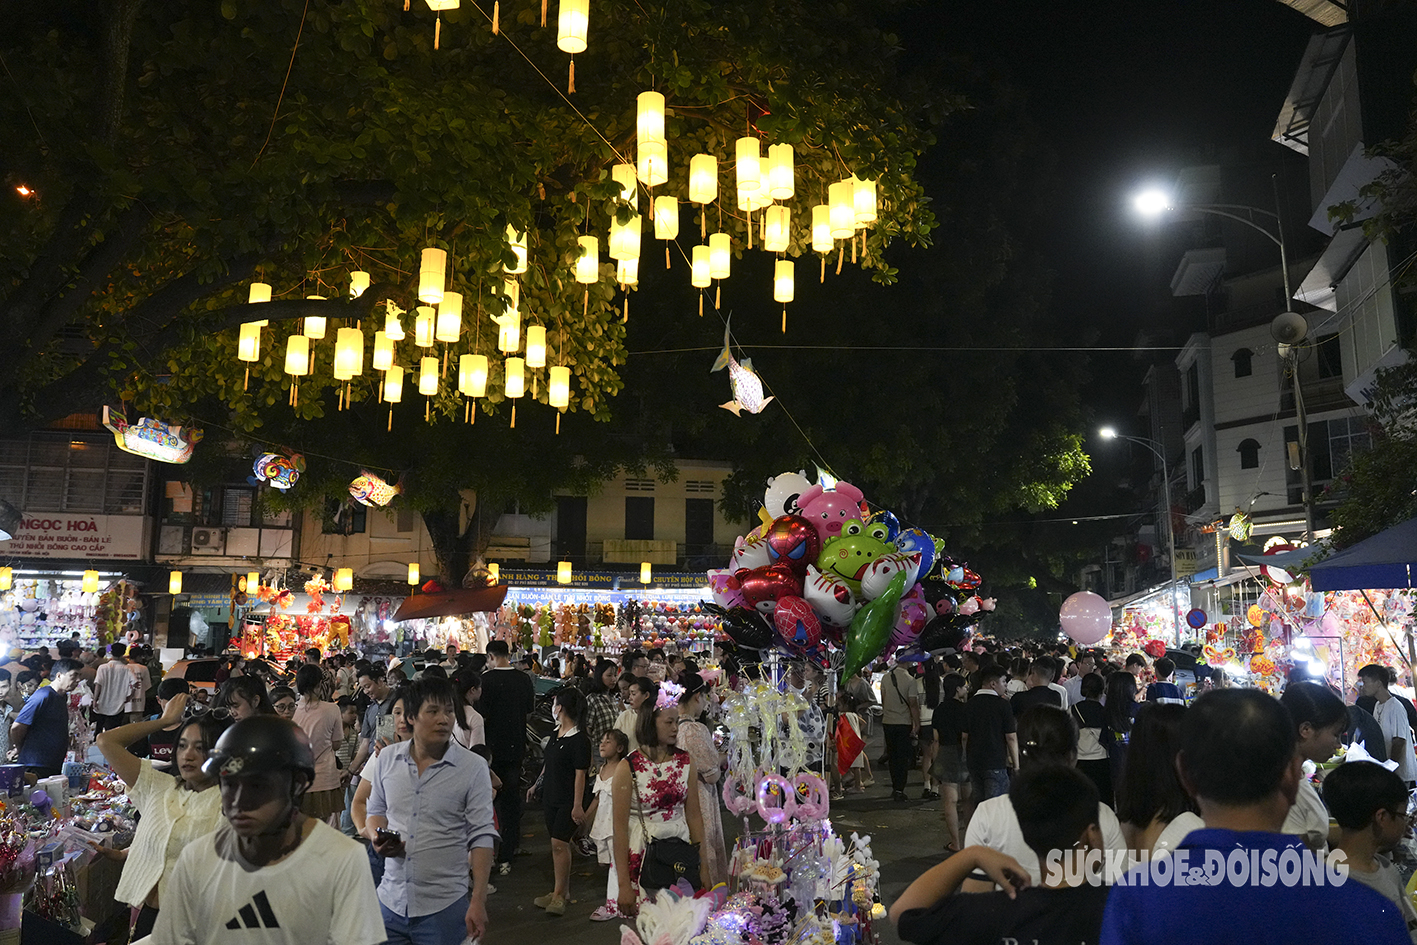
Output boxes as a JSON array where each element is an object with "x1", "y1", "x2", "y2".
[{"x1": 816, "y1": 518, "x2": 897, "y2": 596}]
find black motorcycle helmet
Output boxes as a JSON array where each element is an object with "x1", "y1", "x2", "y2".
[{"x1": 202, "y1": 716, "x2": 316, "y2": 787}]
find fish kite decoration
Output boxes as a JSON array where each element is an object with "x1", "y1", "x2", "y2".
[
  {"x1": 349, "y1": 470, "x2": 402, "y2": 507},
  {"x1": 710, "y1": 317, "x2": 774, "y2": 417},
  {"x1": 250, "y1": 451, "x2": 306, "y2": 492}
]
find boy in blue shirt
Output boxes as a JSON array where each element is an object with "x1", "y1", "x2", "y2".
[{"x1": 1144, "y1": 657, "x2": 1185, "y2": 705}]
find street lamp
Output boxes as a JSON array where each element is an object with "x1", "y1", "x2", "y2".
[{"x1": 1100, "y1": 426, "x2": 1181, "y2": 643}]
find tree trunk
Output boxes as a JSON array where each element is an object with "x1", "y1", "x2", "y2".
[{"x1": 421, "y1": 507, "x2": 470, "y2": 588}]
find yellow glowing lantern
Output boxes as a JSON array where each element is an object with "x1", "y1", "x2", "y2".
[
  {"x1": 575, "y1": 236, "x2": 599, "y2": 284},
  {"x1": 637, "y1": 138, "x2": 668, "y2": 187},
  {"x1": 504, "y1": 357, "x2": 526, "y2": 399},
  {"x1": 0, "y1": 568, "x2": 11, "y2": 591},
  {"x1": 418, "y1": 356, "x2": 438, "y2": 395},
  {"x1": 419, "y1": 247, "x2": 447, "y2": 305},
  {"x1": 488, "y1": 562, "x2": 500, "y2": 583},
  {"x1": 350, "y1": 271, "x2": 370, "y2": 298},
  {"x1": 689, "y1": 154, "x2": 718, "y2": 205},
  {"x1": 284, "y1": 334, "x2": 310, "y2": 376},
  {"x1": 767, "y1": 144, "x2": 795, "y2": 200},
  {"x1": 334, "y1": 568, "x2": 353, "y2": 592},
  {"x1": 414, "y1": 307, "x2": 435, "y2": 347},
  {"x1": 246, "y1": 571, "x2": 260, "y2": 593},
  {"x1": 557, "y1": 561, "x2": 573, "y2": 584},
  {"x1": 408, "y1": 562, "x2": 420, "y2": 585},
  {"x1": 436, "y1": 292, "x2": 463, "y2": 343},
  {"x1": 763, "y1": 205, "x2": 790, "y2": 253},
  {"x1": 654, "y1": 196, "x2": 679, "y2": 240},
  {"x1": 709, "y1": 232, "x2": 731, "y2": 279},
  {"x1": 303, "y1": 296, "x2": 327, "y2": 340},
  {"x1": 737, "y1": 176, "x2": 771, "y2": 213},
  {"x1": 238, "y1": 323, "x2": 262, "y2": 362},
  {"x1": 691, "y1": 245, "x2": 712, "y2": 288},
  {"x1": 526, "y1": 325, "x2": 547, "y2": 368},
  {"x1": 333, "y1": 327, "x2": 364, "y2": 380},
  {"x1": 385, "y1": 308, "x2": 405, "y2": 341},
  {"x1": 774, "y1": 259, "x2": 795, "y2": 303},
  {"x1": 812, "y1": 204, "x2": 832, "y2": 252},
  {"x1": 617, "y1": 257, "x2": 638, "y2": 286},
  {"x1": 502, "y1": 279, "x2": 520, "y2": 315},
  {"x1": 248, "y1": 282, "x2": 271, "y2": 327},
  {"x1": 504, "y1": 225, "x2": 528, "y2": 274},
  {"x1": 169, "y1": 571, "x2": 183, "y2": 594},
  {"x1": 81, "y1": 570, "x2": 99, "y2": 593},
  {"x1": 556, "y1": 0, "x2": 588, "y2": 53},
  {"x1": 637, "y1": 91, "x2": 665, "y2": 147},
  {"x1": 460, "y1": 354, "x2": 489, "y2": 396},
  {"x1": 548, "y1": 365, "x2": 571, "y2": 408},
  {"x1": 639, "y1": 562, "x2": 652, "y2": 584},
  {"x1": 373, "y1": 331, "x2": 394, "y2": 371},
  {"x1": 497, "y1": 309, "x2": 521, "y2": 353},
  {"x1": 384, "y1": 365, "x2": 405, "y2": 403},
  {"x1": 853, "y1": 175, "x2": 878, "y2": 226},
  {"x1": 829, "y1": 180, "x2": 855, "y2": 238},
  {"x1": 735, "y1": 137, "x2": 760, "y2": 191},
  {"x1": 609, "y1": 213, "x2": 642, "y2": 261},
  {"x1": 612, "y1": 163, "x2": 637, "y2": 202}
]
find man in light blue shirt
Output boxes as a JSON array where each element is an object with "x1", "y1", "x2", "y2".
[{"x1": 366, "y1": 677, "x2": 498, "y2": 945}]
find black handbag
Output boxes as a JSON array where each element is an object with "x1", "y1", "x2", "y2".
[{"x1": 634, "y1": 767, "x2": 702, "y2": 891}]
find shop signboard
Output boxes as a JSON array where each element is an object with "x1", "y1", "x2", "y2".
[
  {"x1": 3, "y1": 514, "x2": 149, "y2": 560},
  {"x1": 497, "y1": 568, "x2": 709, "y2": 590},
  {"x1": 1175, "y1": 549, "x2": 1198, "y2": 577}
]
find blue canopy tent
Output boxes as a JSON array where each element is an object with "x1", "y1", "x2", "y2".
[{"x1": 1234, "y1": 516, "x2": 1417, "y2": 590}]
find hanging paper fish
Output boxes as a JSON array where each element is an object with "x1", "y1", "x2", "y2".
[
  {"x1": 349, "y1": 470, "x2": 402, "y2": 507},
  {"x1": 250, "y1": 451, "x2": 306, "y2": 491},
  {"x1": 710, "y1": 317, "x2": 774, "y2": 416}
]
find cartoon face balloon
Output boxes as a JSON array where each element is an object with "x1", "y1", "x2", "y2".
[
  {"x1": 773, "y1": 595, "x2": 822, "y2": 653},
  {"x1": 894, "y1": 528, "x2": 936, "y2": 578},
  {"x1": 796, "y1": 481, "x2": 866, "y2": 544},
  {"x1": 731, "y1": 531, "x2": 773, "y2": 573},
  {"x1": 764, "y1": 471, "x2": 813, "y2": 520},
  {"x1": 816, "y1": 518, "x2": 896, "y2": 595},
  {"x1": 734, "y1": 564, "x2": 804, "y2": 615},
  {"x1": 865, "y1": 509, "x2": 901, "y2": 543},
  {"x1": 707, "y1": 569, "x2": 745, "y2": 611},
  {"x1": 803, "y1": 564, "x2": 857, "y2": 628},
  {"x1": 858, "y1": 551, "x2": 922, "y2": 602},
  {"x1": 764, "y1": 515, "x2": 822, "y2": 575}
]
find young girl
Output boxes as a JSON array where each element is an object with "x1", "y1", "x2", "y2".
[
  {"x1": 588, "y1": 729, "x2": 630, "y2": 921},
  {"x1": 529, "y1": 687, "x2": 590, "y2": 917},
  {"x1": 836, "y1": 691, "x2": 867, "y2": 796}
]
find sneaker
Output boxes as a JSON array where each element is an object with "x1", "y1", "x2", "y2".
[
  {"x1": 921, "y1": 789, "x2": 939, "y2": 801},
  {"x1": 590, "y1": 905, "x2": 621, "y2": 922},
  {"x1": 861, "y1": 777, "x2": 875, "y2": 788},
  {"x1": 496, "y1": 862, "x2": 512, "y2": 877},
  {"x1": 544, "y1": 895, "x2": 567, "y2": 916},
  {"x1": 892, "y1": 790, "x2": 908, "y2": 802},
  {"x1": 534, "y1": 893, "x2": 558, "y2": 909},
  {"x1": 830, "y1": 790, "x2": 846, "y2": 801}
]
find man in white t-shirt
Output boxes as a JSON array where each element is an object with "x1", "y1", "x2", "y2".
[
  {"x1": 153, "y1": 716, "x2": 384, "y2": 945},
  {"x1": 880, "y1": 662, "x2": 922, "y2": 802},
  {"x1": 91, "y1": 642, "x2": 136, "y2": 733},
  {"x1": 1359, "y1": 664, "x2": 1417, "y2": 786}
]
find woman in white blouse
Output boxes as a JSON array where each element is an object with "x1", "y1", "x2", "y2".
[
  {"x1": 93, "y1": 692, "x2": 230, "y2": 939},
  {"x1": 1279, "y1": 682, "x2": 1347, "y2": 853}
]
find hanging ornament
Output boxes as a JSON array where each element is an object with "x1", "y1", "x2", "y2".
[
  {"x1": 609, "y1": 213, "x2": 642, "y2": 260},
  {"x1": 852, "y1": 175, "x2": 878, "y2": 226},
  {"x1": 414, "y1": 306, "x2": 436, "y2": 347},
  {"x1": 637, "y1": 91, "x2": 665, "y2": 151},
  {"x1": 775, "y1": 259, "x2": 794, "y2": 333},
  {"x1": 763, "y1": 205, "x2": 790, "y2": 253},
  {"x1": 349, "y1": 271, "x2": 371, "y2": 298},
  {"x1": 654, "y1": 196, "x2": 679, "y2": 240},
  {"x1": 333, "y1": 326, "x2": 365, "y2": 380},
  {"x1": 575, "y1": 236, "x2": 599, "y2": 283},
  {"x1": 557, "y1": 0, "x2": 588, "y2": 91},
  {"x1": 504, "y1": 225, "x2": 528, "y2": 274},
  {"x1": 303, "y1": 296, "x2": 327, "y2": 339},
  {"x1": 333, "y1": 568, "x2": 354, "y2": 592},
  {"x1": 767, "y1": 143, "x2": 795, "y2": 200},
  {"x1": 812, "y1": 204, "x2": 832, "y2": 253},
  {"x1": 436, "y1": 291, "x2": 463, "y2": 343},
  {"x1": 557, "y1": 561, "x2": 573, "y2": 585},
  {"x1": 829, "y1": 180, "x2": 855, "y2": 239},
  {"x1": 735, "y1": 137, "x2": 761, "y2": 191},
  {"x1": 689, "y1": 154, "x2": 718, "y2": 206},
  {"x1": 459, "y1": 354, "x2": 489, "y2": 397},
  {"x1": 425, "y1": 0, "x2": 457, "y2": 48},
  {"x1": 526, "y1": 326, "x2": 547, "y2": 368},
  {"x1": 638, "y1": 139, "x2": 668, "y2": 188},
  {"x1": 248, "y1": 282, "x2": 271, "y2": 326},
  {"x1": 617, "y1": 257, "x2": 638, "y2": 287},
  {"x1": 612, "y1": 163, "x2": 637, "y2": 203},
  {"x1": 237, "y1": 323, "x2": 261, "y2": 390},
  {"x1": 418, "y1": 356, "x2": 439, "y2": 396},
  {"x1": 372, "y1": 331, "x2": 394, "y2": 372},
  {"x1": 497, "y1": 308, "x2": 521, "y2": 353},
  {"x1": 384, "y1": 305, "x2": 406, "y2": 341},
  {"x1": 284, "y1": 335, "x2": 310, "y2": 376},
  {"x1": 691, "y1": 245, "x2": 711, "y2": 317},
  {"x1": 548, "y1": 365, "x2": 571, "y2": 408},
  {"x1": 419, "y1": 248, "x2": 447, "y2": 305},
  {"x1": 709, "y1": 232, "x2": 731, "y2": 279},
  {"x1": 384, "y1": 364, "x2": 404, "y2": 429},
  {"x1": 505, "y1": 356, "x2": 525, "y2": 427},
  {"x1": 169, "y1": 571, "x2": 184, "y2": 594}
]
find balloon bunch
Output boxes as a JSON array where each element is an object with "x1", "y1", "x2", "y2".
[{"x1": 707, "y1": 471, "x2": 994, "y2": 676}]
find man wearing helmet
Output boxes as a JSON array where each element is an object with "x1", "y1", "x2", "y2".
[{"x1": 151, "y1": 716, "x2": 384, "y2": 945}]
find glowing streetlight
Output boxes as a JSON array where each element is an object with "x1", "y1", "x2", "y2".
[{"x1": 1132, "y1": 190, "x2": 1170, "y2": 216}]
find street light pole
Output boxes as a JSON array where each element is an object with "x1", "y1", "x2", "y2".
[{"x1": 1101, "y1": 429, "x2": 1181, "y2": 644}]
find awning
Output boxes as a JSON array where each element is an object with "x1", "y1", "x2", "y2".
[
  {"x1": 391, "y1": 585, "x2": 509, "y2": 621},
  {"x1": 1295, "y1": 225, "x2": 1368, "y2": 311},
  {"x1": 1308, "y1": 517, "x2": 1417, "y2": 591}
]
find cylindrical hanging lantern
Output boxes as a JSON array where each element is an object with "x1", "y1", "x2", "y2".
[
  {"x1": 557, "y1": 561, "x2": 573, "y2": 584},
  {"x1": 284, "y1": 334, "x2": 310, "y2": 376},
  {"x1": 248, "y1": 282, "x2": 271, "y2": 326},
  {"x1": 246, "y1": 571, "x2": 260, "y2": 593},
  {"x1": 408, "y1": 562, "x2": 420, "y2": 585},
  {"x1": 767, "y1": 144, "x2": 795, "y2": 200},
  {"x1": 639, "y1": 562, "x2": 652, "y2": 584},
  {"x1": 763, "y1": 205, "x2": 790, "y2": 253},
  {"x1": 414, "y1": 307, "x2": 435, "y2": 347},
  {"x1": 504, "y1": 225, "x2": 528, "y2": 274},
  {"x1": 774, "y1": 259, "x2": 795, "y2": 303},
  {"x1": 385, "y1": 309, "x2": 405, "y2": 341},
  {"x1": 526, "y1": 325, "x2": 547, "y2": 368},
  {"x1": 617, "y1": 257, "x2": 638, "y2": 286},
  {"x1": 654, "y1": 196, "x2": 679, "y2": 239},
  {"x1": 81, "y1": 570, "x2": 99, "y2": 593},
  {"x1": 488, "y1": 563, "x2": 500, "y2": 583},
  {"x1": 829, "y1": 180, "x2": 855, "y2": 238},
  {"x1": 419, "y1": 247, "x2": 447, "y2": 305},
  {"x1": 0, "y1": 567, "x2": 11, "y2": 591},
  {"x1": 334, "y1": 568, "x2": 353, "y2": 592},
  {"x1": 612, "y1": 163, "x2": 637, "y2": 202},
  {"x1": 689, "y1": 154, "x2": 718, "y2": 205},
  {"x1": 333, "y1": 326, "x2": 364, "y2": 380},
  {"x1": 735, "y1": 137, "x2": 761, "y2": 191},
  {"x1": 436, "y1": 291, "x2": 463, "y2": 343},
  {"x1": 609, "y1": 214, "x2": 642, "y2": 261},
  {"x1": 691, "y1": 245, "x2": 712, "y2": 288},
  {"x1": 709, "y1": 232, "x2": 731, "y2": 279},
  {"x1": 853, "y1": 175, "x2": 878, "y2": 225},
  {"x1": 556, "y1": 0, "x2": 588, "y2": 53},
  {"x1": 812, "y1": 204, "x2": 833, "y2": 252},
  {"x1": 373, "y1": 331, "x2": 394, "y2": 371},
  {"x1": 548, "y1": 365, "x2": 571, "y2": 408},
  {"x1": 350, "y1": 271, "x2": 371, "y2": 298},
  {"x1": 504, "y1": 357, "x2": 526, "y2": 398},
  {"x1": 637, "y1": 91, "x2": 665, "y2": 148},
  {"x1": 238, "y1": 323, "x2": 262, "y2": 362},
  {"x1": 497, "y1": 309, "x2": 521, "y2": 353},
  {"x1": 384, "y1": 364, "x2": 405, "y2": 403},
  {"x1": 303, "y1": 296, "x2": 327, "y2": 340},
  {"x1": 637, "y1": 139, "x2": 668, "y2": 187},
  {"x1": 464, "y1": 354, "x2": 489, "y2": 397},
  {"x1": 169, "y1": 571, "x2": 183, "y2": 595},
  {"x1": 575, "y1": 236, "x2": 599, "y2": 284},
  {"x1": 418, "y1": 356, "x2": 438, "y2": 395}
]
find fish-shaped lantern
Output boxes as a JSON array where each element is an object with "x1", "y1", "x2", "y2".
[
  {"x1": 348, "y1": 470, "x2": 402, "y2": 507},
  {"x1": 251, "y1": 452, "x2": 306, "y2": 491},
  {"x1": 710, "y1": 318, "x2": 774, "y2": 416}
]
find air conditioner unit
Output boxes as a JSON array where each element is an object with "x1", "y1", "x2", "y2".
[{"x1": 190, "y1": 527, "x2": 227, "y2": 555}]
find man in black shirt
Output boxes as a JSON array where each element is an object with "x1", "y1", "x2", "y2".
[
  {"x1": 1011, "y1": 658, "x2": 1064, "y2": 716},
  {"x1": 962, "y1": 666, "x2": 1017, "y2": 801},
  {"x1": 481, "y1": 640, "x2": 536, "y2": 875}
]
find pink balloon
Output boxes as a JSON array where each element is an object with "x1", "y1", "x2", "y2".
[{"x1": 1060, "y1": 591, "x2": 1112, "y2": 645}]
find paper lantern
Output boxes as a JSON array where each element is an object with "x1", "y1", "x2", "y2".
[
  {"x1": 384, "y1": 309, "x2": 405, "y2": 341},
  {"x1": 459, "y1": 354, "x2": 488, "y2": 396},
  {"x1": 384, "y1": 364, "x2": 405, "y2": 403},
  {"x1": 488, "y1": 563, "x2": 500, "y2": 583},
  {"x1": 419, "y1": 247, "x2": 447, "y2": 305},
  {"x1": 767, "y1": 144, "x2": 795, "y2": 200},
  {"x1": 303, "y1": 296, "x2": 326, "y2": 340},
  {"x1": 612, "y1": 163, "x2": 637, "y2": 202},
  {"x1": 248, "y1": 282, "x2": 271, "y2": 327},
  {"x1": 575, "y1": 236, "x2": 599, "y2": 284},
  {"x1": 419, "y1": 356, "x2": 438, "y2": 395},
  {"x1": 426, "y1": 0, "x2": 457, "y2": 8},
  {"x1": 548, "y1": 365, "x2": 571, "y2": 408},
  {"x1": 774, "y1": 260, "x2": 794, "y2": 303},
  {"x1": 497, "y1": 308, "x2": 521, "y2": 353},
  {"x1": 81, "y1": 570, "x2": 99, "y2": 593},
  {"x1": 738, "y1": 175, "x2": 771, "y2": 212},
  {"x1": 689, "y1": 154, "x2": 718, "y2": 205},
  {"x1": 504, "y1": 357, "x2": 526, "y2": 398},
  {"x1": 350, "y1": 271, "x2": 370, "y2": 298},
  {"x1": 829, "y1": 180, "x2": 855, "y2": 238},
  {"x1": 617, "y1": 257, "x2": 638, "y2": 286},
  {"x1": 246, "y1": 571, "x2": 260, "y2": 593},
  {"x1": 169, "y1": 571, "x2": 183, "y2": 595},
  {"x1": 557, "y1": 0, "x2": 588, "y2": 53},
  {"x1": 408, "y1": 562, "x2": 420, "y2": 585},
  {"x1": 372, "y1": 331, "x2": 394, "y2": 371},
  {"x1": 654, "y1": 196, "x2": 679, "y2": 240},
  {"x1": 557, "y1": 561, "x2": 573, "y2": 584},
  {"x1": 436, "y1": 291, "x2": 463, "y2": 343},
  {"x1": 237, "y1": 323, "x2": 262, "y2": 362},
  {"x1": 500, "y1": 279, "x2": 520, "y2": 320},
  {"x1": 735, "y1": 137, "x2": 760, "y2": 191},
  {"x1": 709, "y1": 232, "x2": 731, "y2": 279},
  {"x1": 0, "y1": 567, "x2": 13, "y2": 591},
  {"x1": 334, "y1": 568, "x2": 353, "y2": 592},
  {"x1": 853, "y1": 175, "x2": 877, "y2": 225},
  {"x1": 284, "y1": 334, "x2": 310, "y2": 376},
  {"x1": 637, "y1": 138, "x2": 668, "y2": 188},
  {"x1": 640, "y1": 562, "x2": 652, "y2": 584},
  {"x1": 414, "y1": 307, "x2": 435, "y2": 347},
  {"x1": 691, "y1": 245, "x2": 712, "y2": 287},
  {"x1": 609, "y1": 213, "x2": 642, "y2": 260},
  {"x1": 504, "y1": 225, "x2": 528, "y2": 274},
  {"x1": 526, "y1": 325, "x2": 547, "y2": 368},
  {"x1": 637, "y1": 91, "x2": 665, "y2": 147},
  {"x1": 763, "y1": 205, "x2": 790, "y2": 253},
  {"x1": 812, "y1": 204, "x2": 832, "y2": 252},
  {"x1": 333, "y1": 327, "x2": 364, "y2": 380}
]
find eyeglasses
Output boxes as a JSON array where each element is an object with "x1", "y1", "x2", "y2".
[{"x1": 183, "y1": 704, "x2": 232, "y2": 721}]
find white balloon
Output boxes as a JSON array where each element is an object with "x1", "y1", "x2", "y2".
[{"x1": 764, "y1": 470, "x2": 812, "y2": 520}]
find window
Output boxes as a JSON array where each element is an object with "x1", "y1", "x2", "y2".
[
  {"x1": 1185, "y1": 363, "x2": 1200, "y2": 411},
  {"x1": 1284, "y1": 422, "x2": 1334, "y2": 504},
  {"x1": 1236, "y1": 438, "x2": 1261, "y2": 470},
  {"x1": 685, "y1": 498, "x2": 715, "y2": 550},
  {"x1": 1316, "y1": 334, "x2": 1343, "y2": 379},
  {"x1": 219, "y1": 487, "x2": 256, "y2": 527},
  {"x1": 685, "y1": 479, "x2": 716, "y2": 495},
  {"x1": 625, "y1": 497, "x2": 655, "y2": 540},
  {"x1": 323, "y1": 498, "x2": 366, "y2": 534},
  {"x1": 0, "y1": 433, "x2": 150, "y2": 515},
  {"x1": 624, "y1": 478, "x2": 655, "y2": 492},
  {"x1": 555, "y1": 496, "x2": 587, "y2": 560},
  {"x1": 1190, "y1": 445, "x2": 1205, "y2": 486},
  {"x1": 1231, "y1": 348, "x2": 1253, "y2": 378},
  {"x1": 1328, "y1": 415, "x2": 1371, "y2": 474}
]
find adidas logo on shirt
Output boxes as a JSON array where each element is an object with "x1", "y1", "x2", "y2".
[{"x1": 224, "y1": 890, "x2": 282, "y2": 930}]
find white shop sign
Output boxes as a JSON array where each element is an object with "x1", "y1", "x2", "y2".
[{"x1": 5, "y1": 514, "x2": 149, "y2": 560}]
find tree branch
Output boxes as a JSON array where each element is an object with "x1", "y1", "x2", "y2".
[
  {"x1": 99, "y1": 0, "x2": 146, "y2": 146},
  {"x1": 0, "y1": 190, "x2": 105, "y2": 338}
]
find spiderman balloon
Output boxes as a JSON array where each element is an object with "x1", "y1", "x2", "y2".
[{"x1": 764, "y1": 515, "x2": 822, "y2": 576}]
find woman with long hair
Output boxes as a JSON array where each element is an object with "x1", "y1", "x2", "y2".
[
  {"x1": 1114, "y1": 703, "x2": 1201, "y2": 854},
  {"x1": 677, "y1": 673, "x2": 727, "y2": 887},
  {"x1": 217, "y1": 675, "x2": 274, "y2": 721},
  {"x1": 919, "y1": 660, "x2": 943, "y2": 801},
  {"x1": 292, "y1": 663, "x2": 345, "y2": 823},
  {"x1": 613, "y1": 676, "x2": 658, "y2": 755},
  {"x1": 1104, "y1": 669, "x2": 1142, "y2": 803},
  {"x1": 1280, "y1": 681, "x2": 1347, "y2": 852},
  {"x1": 582, "y1": 659, "x2": 621, "y2": 771},
  {"x1": 1072, "y1": 672, "x2": 1111, "y2": 803},
  {"x1": 451, "y1": 669, "x2": 486, "y2": 749}
]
